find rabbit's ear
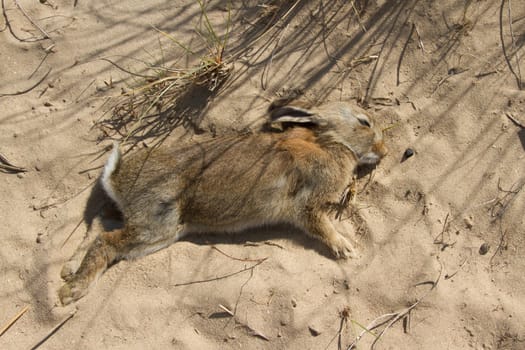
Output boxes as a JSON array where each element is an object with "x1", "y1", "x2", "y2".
[{"x1": 269, "y1": 105, "x2": 328, "y2": 130}]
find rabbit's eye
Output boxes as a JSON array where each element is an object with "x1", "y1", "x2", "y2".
[{"x1": 357, "y1": 117, "x2": 371, "y2": 127}]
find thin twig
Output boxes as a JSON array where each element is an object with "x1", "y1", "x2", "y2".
[
  {"x1": 260, "y1": 22, "x2": 288, "y2": 90},
  {"x1": 28, "y1": 51, "x2": 51, "y2": 80},
  {"x1": 490, "y1": 178, "x2": 525, "y2": 220},
  {"x1": 505, "y1": 112, "x2": 525, "y2": 128},
  {"x1": 508, "y1": 0, "x2": 522, "y2": 89},
  {"x1": 490, "y1": 226, "x2": 508, "y2": 266},
  {"x1": 0, "y1": 152, "x2": 27, "y2": 173},
  {"x1": 218, "y1": 304, "x2": 234, "y2": 316},
  {"x1": 98, "y1": 57, "x2": 156, "y2": 79},
  {"x1": 350, "y1": 1, "x2": 366, "y2": 32},
  {"x1": 432, "y1": 68, "x2": 470, "y2": 95},
  {"x1": 325, "y1": 307, "x2": 351, "y2": 350},
  {"x1": 0, "y1": 68, "x2": 51, "y2": 98},
  {"x1": 0, "y1": 305, "x2": 30, "y2": 337},
  {"x1": 2, "y1": 0, "x2": 39, "y2": 42},
  {"x1": 233, "y1": 266, "x2": 254, "y2": 314},
  {"x1": 61, "y1": 217, "x2": 87, "y2": 248},
  {"x1": 74, "y1": 79, "x2": 96, "y2": 103},
  {"x1": 212, "y1": 246, "x2": 265, "y2": 263},
  {"x1": 30, "y1": 311, "x2": 76, "y2": 350},
  {"x1": 215, "y1": 303, "x2": 270, "y2": 341},
  {"x1": 500, "y1": 0, "x2": 523, "y2": 90},
  {"x1": 172, "y1": 258, "x2": 267, "y2": 287},
  {"x1": 444, "y1": 258, "x2": 468, "y2": 280},
  {"x1": 348, "y1": 263, "x2": 442, "y2": 349},
  {"x1": 14, "y1": 0, "x2": 52, "y2": 40},
  {"x1": 413, "y1": 23, "x2": 426, "y2": 52},
  {"x1": 396, "y1": 23, "x2": 415, "y2": 86},
  {"x1": 433, "y1": 213, "x2": 455, "y2": 251}
]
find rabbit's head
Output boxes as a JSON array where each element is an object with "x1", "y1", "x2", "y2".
[{"x1": 269, "y1": 100, "x2": 387, "y2": 165}]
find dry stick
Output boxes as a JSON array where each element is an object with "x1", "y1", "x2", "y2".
[
  {"x1": 433, "y1": 213, "x2": 451, "y2": 248},
  {"x1": 396, "y1": 23, "x2": 415, "y2": 86},
  {"x1": 0, "y1": 68, "x2": 51, "y2": 97},
  {"x1": 260, "y1": 22, "x2": 288, "y2": 90},
  {"x1": 74, "y1": 79, "x2": 96, "y2": 103},
  {"x1": 235, "y1": 0, "x2": 300, "y2": 57},
  {"x1": 1, "y1": 0, "x2": 32, "y2": 42},
  {"x1": 0, "y1": 151, "x2": 27, "y2": 173},
  {"x1": 0, "y1": 305, "x2": 30, "y2": 337},
  {"x1": 324, "y1": 310, "x2": 349, "y2": 350},
  {"x1": 347, "y1": 264, "x2": 442, "y2": 350},
  {"x1": 508, "y1": 0, "x2": 522, "y2": 89},
  {"x1": 217, "y1": 304, "x2": 270, "y2": 341},
  {"x1": 212, "y1": 246, "x2": 266, "y2": 263},
  {"x1": 263, "y1": 241, "x2": 284, "y2": 249},
  {"x1": 413, "y1": 23, "x2": 426, "y2": 52},
  {"x1": 444, "y1": 258, "x2": 468, "y2": 280},
  {"x1": 13, "y1": 0, "x2": 52, "y2": 41},
  {"x1": 172, "y1": 258, "x2": 267, "y2": 287},
  {"x1": 350, "y1": 0, "x2": 366, "y2": 32},
  {"x1": 491, "y1": 178, "x2": 525, "y2": 220},
  {"x1": 33, "y1": 177, "x2": 98, "y2": 212},
  {"x1": 60, "y1": 217, "x2": 87, "y2": 248},
  {"x1": 490, "y1": 225, "x2": 508, "y2": 266},
  {"x1": 432, "y1": 69, "x2": 470, "y2": 95},
  {"x1": 489, "y1": 178, "x2": 524, "y2": 266},
  {"x1": 29, "y1": 311, "x2": 76, "y2": 350},
  {"x1": 243, "y1": 240, "x2": 285, "y2": 249},
  {"x1": 0, "y1": 163, "x2": 26, "y2": 172},
  {"x1": 233, "y1": 266, "x2": 254, "y2": 315},
  {"x1": 475, "y1": 70, "x2": 498, "y2": 78},
  {"x1": 499, "y1": 0, "x2": 522, "y2": 90},
  {"x1": 505, "y1": 112, "x2": 525, "y2": 128},
  {"x1": 28, "y1": 51, "x2": 51, "y2": 80},
  {"x1": 99, "y1": 57, "x2": 156, "y2": 79}
]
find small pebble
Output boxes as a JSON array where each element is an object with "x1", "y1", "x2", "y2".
[
  {"x1": 308, "y1": 325, "x2": 321, "y2": 337},
  {"x1": 401, "y1": 148, "x2": 415, "y2": 162},
  {"x1": 479, "y1": 243, "x2": 490, "y2": 255},
  {"x1": 464, "y1": 217, "x2": 474, "y2": 229},
  {"x1": 291, "y1": 297, "x2": 297, "y2": 308}
]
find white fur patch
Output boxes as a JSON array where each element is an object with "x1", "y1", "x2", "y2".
[
  {"x1": 101, "y1": 142, "x2": 123, "y2": 210},
  {"x1": 358, "y1": 152, "x2": 380, "y2": 165}
]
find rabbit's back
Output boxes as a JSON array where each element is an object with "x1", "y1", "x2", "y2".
[{"x1": 107, "y1": 128, "x2": 355, "y2": 232}]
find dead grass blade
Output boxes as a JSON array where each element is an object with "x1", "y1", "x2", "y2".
[
  {"x1": 347, "y1": 263, "x2": 442, "y2": 349},
  {"x1": 29, "y1": 311, "x2": 76, "y2": 350},
  {"x1": 0, "y1": 151, "x2": 27, "y2": 173},
  {"x1": 0, "y1": 305, "x2": 30, "y2": 337},
  {"x1": 98, "y1": 3, "x2": 232, "y2": 143}
]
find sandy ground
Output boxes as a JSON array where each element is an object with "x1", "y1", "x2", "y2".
[{"x1": 1, "y1": 0, "x2": 525, "y2": 349}]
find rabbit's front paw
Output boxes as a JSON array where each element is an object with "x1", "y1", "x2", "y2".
[
  {"x1": 60, "y1": 261, "x2": 79, "y2": 282},
  {"x1": 59, "y1": 280, "x2": 88, "y2": 305},
  {"x1": 329, "y1": 234, "x2": 357, "y2": 259}
]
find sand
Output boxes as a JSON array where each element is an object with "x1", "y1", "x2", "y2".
[{"x1": 1, "y1": 0, "x2": 525, "y2": 349}]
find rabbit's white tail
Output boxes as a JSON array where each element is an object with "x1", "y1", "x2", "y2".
[{"x1": 101, "y1": 142, "x2": 123, "y2": 210}]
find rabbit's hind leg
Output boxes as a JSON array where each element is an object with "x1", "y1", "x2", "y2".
[
  {"x1": 59, "y1": 228, "x2": 126, "y2": 305},
  {"x1": 59, "y1": 224, "x2": 185, "y2": 305},
  {"x1": 60, "y1": 227, "x2": 98, "y2": 282}
]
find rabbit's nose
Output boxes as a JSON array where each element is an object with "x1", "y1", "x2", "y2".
[{"x1": 372, "y1": 141, "x2": 388, "y2": 159}]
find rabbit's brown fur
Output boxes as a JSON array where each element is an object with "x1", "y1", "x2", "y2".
[{"x1": 59, "y1": 101, "x2": 387, "y2": 305}]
